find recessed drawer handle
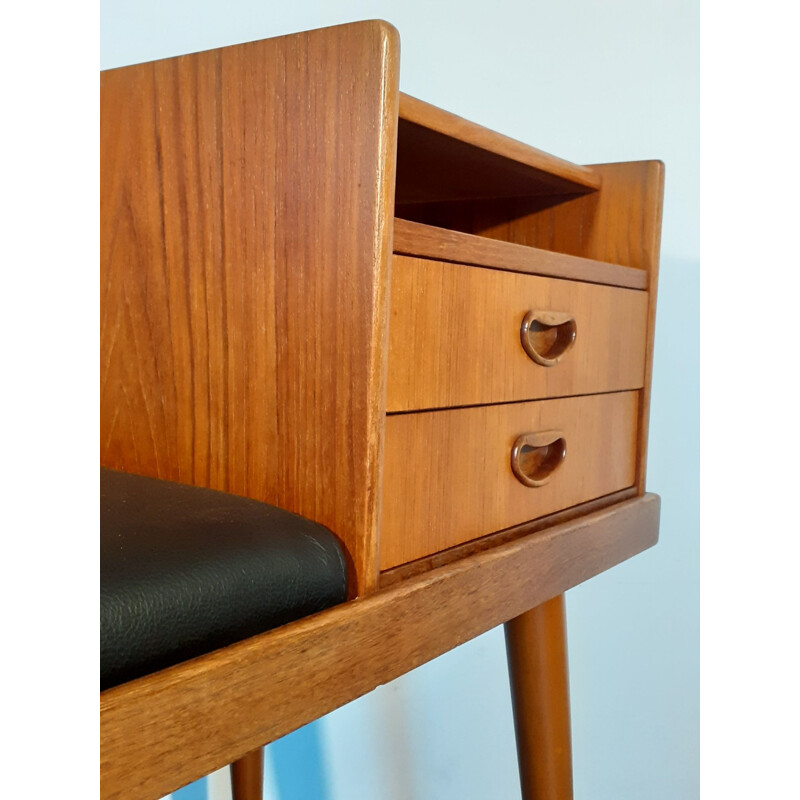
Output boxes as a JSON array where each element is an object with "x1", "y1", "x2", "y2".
[
  {"x1": 520, "y1": 310, "x2": 577, "y2": 366},
  {"x1": 511, "y1": 430, "x2": 567, "y2": 487}
]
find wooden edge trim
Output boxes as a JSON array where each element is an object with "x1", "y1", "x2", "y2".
[
  {"x1": 392, "y1": 218, "x2": 648, "y2": 290},
  {"x1": 101, "y1": 494, "x2": 660, "y2": 800},
  {"x1": 379, "y1": 487, "x2": 638, "y2": 587},
  {"x1": 358, "y1": 20, "x2": 401, "y2": 594},
  {"x1": 399, "y1": 93, "x2": 601, "y2": 192},
  {"x1": 633, "y1": 160, "x2": 666, "y2": 494}
]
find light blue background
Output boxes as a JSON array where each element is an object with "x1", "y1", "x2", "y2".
[{"x1": 101, "y1": 3, "x2": 699, "y2": 798}]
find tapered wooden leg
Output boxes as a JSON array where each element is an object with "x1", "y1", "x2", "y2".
[
  {"x1": 230, "y1": 748, "x2": 264, "y2": 800},
  {"x1": 504, "y1": 594, "x2": 573, "y2": 800}
]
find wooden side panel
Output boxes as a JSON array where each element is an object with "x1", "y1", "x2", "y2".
[
  {"x1": 100, "y1": 21, "x2": 400, "y2": 594},
  {"x1": 380, "y1": 392, "x2": 639, "y2": 569},
  {"x1": 475, "y1": 161, "x2": 664, "y2": 270},
  {"x1": 100, "y1": 494, "x2": 660, "y2": 800},
  {"x1": 387, "y1": 255, "x2": 648, "y2": 411}
]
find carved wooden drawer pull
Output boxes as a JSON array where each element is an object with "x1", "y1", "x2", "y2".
[
  {"x1": 511, "y1": 430, "x2": 567, "y2": 487},
  {"x1": 520, "y1": 310, "x2": 577, "y2": 366}
]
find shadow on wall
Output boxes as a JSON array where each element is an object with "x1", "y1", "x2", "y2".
[
  {"x1": 270, "y1": 721, "x2": 330, "y2": 799},
  {"x1": 168, "y1": 719, "x2": 330, "y2": 800}
]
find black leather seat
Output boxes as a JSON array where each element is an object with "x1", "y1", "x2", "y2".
[{"x1": 100, "y1": 468, "x2": 349, "y2": 690}]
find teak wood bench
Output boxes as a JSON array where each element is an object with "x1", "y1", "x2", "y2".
[{"x1": 100, "y1": 19, "x2": 664, "y2": 800}]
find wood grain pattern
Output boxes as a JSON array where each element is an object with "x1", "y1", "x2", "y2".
[
  {"x1": 422, "y1": 161, "x2": 662, "y2": 269},
  {"x1": 477, "y1": 162, "x2": 665, "y2": 493},
  {"x1": 100, "y1": 21, "x2": 400, "y2": 595},
  {"x1": 100, "y1": 494, "x2": 660, "y2": 800},
  {"x1": 392, "y1": 219, "x2": 648, "y2": 289},
  {"x1": 379, "y1": 487, "x2": 638, "y2": 587},
  {"x1": 506, "y1": 161, "x2": 664, "y2": 495},
  {"x1": 505, "y1": 597, "x2": 573, "y2": 800},
  {"x1": 380, "y1": 392, "x2": 639, "y2": 569},
  {"x1": 473, "y1": 162, "x2": 665, "y2": 494},
  {"x1": 396, "y1": 94, "x2": 600, "y2": 205},
  {"x1": 615, "y1": 163, "x2": 665, "y2": 494},
  {"x1": 387, "y1": 256, "x2": 648, "y2": 412},
  {"x1": 414, "y1": 161, "x2": 665, "y2": 492}
]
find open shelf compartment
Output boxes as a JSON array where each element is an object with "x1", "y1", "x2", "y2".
[
  {"x1": 395, "y1": 93, "x2": 604, "y2": 263},
  {"x1": 396, "y1": 94, "x2": 599, "y2": 207},
  {"x1": 394, "y1": 96, "x2": 659, "y2": 277}
]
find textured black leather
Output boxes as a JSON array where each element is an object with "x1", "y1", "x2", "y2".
[{"x1": 100, "y1": 468, "x2": 348, "y2": 690}]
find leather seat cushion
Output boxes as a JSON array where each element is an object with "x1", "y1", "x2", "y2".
[{"x1": 101, "y1": 468, "x2": 348, "y2": 690}]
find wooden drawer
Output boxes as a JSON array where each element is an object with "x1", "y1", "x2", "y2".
[
  {"x1": 387, "y1": 255, "x2": 648, "y2": 411},
  {"x1": 380, "y1": 391, "x2": 639, "y2": 570}
]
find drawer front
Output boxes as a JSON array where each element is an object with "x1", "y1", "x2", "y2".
[
  {"x1": 380, "y1": 391, "x2": 639, "y2": 570},
  {"x1": 387, "y1": 255, "x2": 648, "y2": 411}
]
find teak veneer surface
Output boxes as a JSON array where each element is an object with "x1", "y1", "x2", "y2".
[
  {"x1": 380, "y1": 391, "x2": 639, "y2": 569},
  {"x1": 379, "y1": 487, "x2": 639, "y2": 587},
  {"x1": 412, "y1": 161, "x2": 665, "y2": 494},
  {"x1": 475, "y1": 161, "x2": 665, "y2": 271},
  {"x1": 392, "y1": 218, "x2": 648, "y2": 290},
  {"x1": 474, "y1": 160, "x2": 665, "y2": 495},
  {"x1": 100, "y1": 21, "x2": 400, "y2": 595},
  {"x1": 387, "y1": 255, "x2": 648, "y2": 412},
  {"x1": 100, "y1": 494, "x2": 660, "y2": 800}
]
